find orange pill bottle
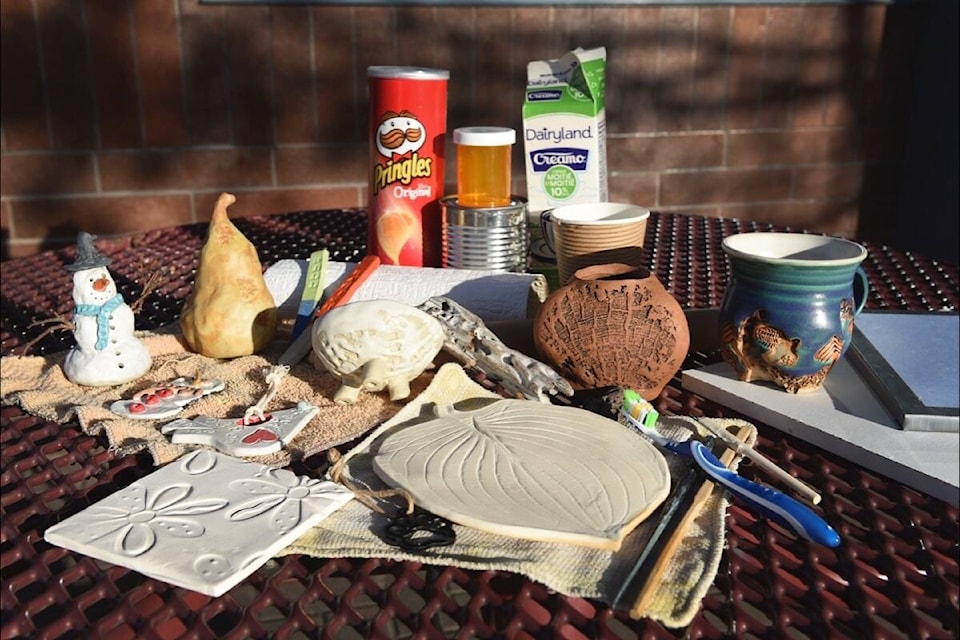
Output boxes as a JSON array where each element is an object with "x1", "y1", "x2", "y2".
[{"x1": 453, "y1": 127, "x2": 516, "y2": 208}]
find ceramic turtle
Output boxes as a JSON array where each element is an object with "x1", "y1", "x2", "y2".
[{"x1": 311, "y1": 299, "x2": 445, "y2": 404}]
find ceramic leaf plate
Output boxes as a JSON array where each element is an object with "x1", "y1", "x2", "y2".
[
  {"x1": 44, "y1": 450, "x2": 353, "y2": 596},
  {"x1": 371, "y1": 399, "x2": 671, "y2": 550}
]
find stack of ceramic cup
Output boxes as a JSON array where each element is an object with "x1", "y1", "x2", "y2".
[{"x1": 539, "y1": 203, "x2": 651, "y2": 285}]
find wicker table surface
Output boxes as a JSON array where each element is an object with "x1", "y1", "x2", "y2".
[{"x1": 2, "y1": 209, "x2": 957, "y2": 639}]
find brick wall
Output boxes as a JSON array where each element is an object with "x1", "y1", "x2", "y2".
[{"x1": 0, "y1": 1, "x2": 922, "y2": 259}]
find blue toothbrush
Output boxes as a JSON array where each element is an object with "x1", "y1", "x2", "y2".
[{"x1": 621, "y1": 391, "x2": 841, "y2": 548}]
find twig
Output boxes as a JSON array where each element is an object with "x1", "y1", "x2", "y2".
[
  {"x1": 18, "y1": 314, "x2": 74, "y2": 356},
  {"x1": 130, "y1": 267, "x2": 168, "y2": 314}
]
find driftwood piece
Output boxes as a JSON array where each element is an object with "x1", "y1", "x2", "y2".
[{"x1": 417, "y1": 296, "x2": 574, "y2": 403}]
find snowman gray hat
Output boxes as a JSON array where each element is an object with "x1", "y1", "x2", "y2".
[{"x1": 65, "y1": 232, "x2": 112, "y2": 272}]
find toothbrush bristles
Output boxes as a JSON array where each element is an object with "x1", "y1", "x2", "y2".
[{"x1": 622, "y1": 390, "x2": 659, "y2": 429}]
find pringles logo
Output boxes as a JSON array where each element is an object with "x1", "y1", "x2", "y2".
[{"x1": 373, "y1": 110, "x2": 432, "y2": 195}]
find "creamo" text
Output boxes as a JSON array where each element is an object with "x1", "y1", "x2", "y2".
[{"x1": 530, "y1": 148, "x2": 590, "y2": 172}]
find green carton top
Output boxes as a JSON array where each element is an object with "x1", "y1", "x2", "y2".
[{"x1": 524, "y1": 47, "x2": 606, "y2": 118}]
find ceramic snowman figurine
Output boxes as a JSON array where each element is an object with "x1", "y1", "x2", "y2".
[{"x1": 61, "y1": 233, "x2": 152, "y2": 387}]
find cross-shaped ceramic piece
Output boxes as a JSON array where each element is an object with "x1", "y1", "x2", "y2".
[{"x1": 160, "y1": 402, "x2": 318, "y2": 457}]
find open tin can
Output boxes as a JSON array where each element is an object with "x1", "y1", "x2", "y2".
[{"x1": 441, "y1": 195, "x2": 529, "y2": 273}]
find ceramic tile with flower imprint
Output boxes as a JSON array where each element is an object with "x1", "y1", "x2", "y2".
[{"x1": 43, "y1": 450, "x2": 353, "y2": 596}]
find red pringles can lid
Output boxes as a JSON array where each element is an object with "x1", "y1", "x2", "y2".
[{"x1": 367, "y1": 66, "x2": 449, "y2": 267}]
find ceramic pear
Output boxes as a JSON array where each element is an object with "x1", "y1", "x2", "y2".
[{"x1": 180, "y1": 193, "x2": 277, "y2": 358}]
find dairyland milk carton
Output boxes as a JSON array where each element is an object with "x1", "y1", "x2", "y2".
[{"x1": 523, "y1": 47, "x2": 607, "y2": 214}]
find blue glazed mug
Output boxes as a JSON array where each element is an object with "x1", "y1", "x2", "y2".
[{"x1": 718, "y1": 232, "x2": 869, "y2": 393}]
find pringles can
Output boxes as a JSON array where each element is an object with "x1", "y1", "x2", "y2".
[{"x1": 367, "y1": 66, "x2": 449, "y2": 267}]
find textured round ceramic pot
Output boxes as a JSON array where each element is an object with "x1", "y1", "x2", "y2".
[
  {"x1": 533, "y1": 263, "x2": 690, "y2": 400},
  {"x1": 718, "y1": 232, "x2": 870, "y2": 394},
  {"x1": 539, "y1": 203, "x2": 650, "y2": 286}
]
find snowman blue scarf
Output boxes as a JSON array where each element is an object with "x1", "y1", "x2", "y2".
[{"x1": 73, "y1": 294, "x2": 125, "y2": 351}]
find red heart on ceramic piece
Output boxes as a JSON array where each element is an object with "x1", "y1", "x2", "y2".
[{"x1": 242, "y1": 428, "x2": 279, "y2": 445}]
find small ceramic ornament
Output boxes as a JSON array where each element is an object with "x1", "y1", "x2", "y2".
[
  {"x1": 311, "y1": 299, "x2": 445, "y2": 404},
  {"x1": 110, "y1": 376, "x2": 226, "y2": 420},
  {"x1": 44, "y1": 449, "x2": 353, "y2": 596},
  {"x1": 62, "y1": 233, "x2": 152, "y2": 387},
  {"x1": 160, "y1": 402, "x2": 319, "y2": 457}
]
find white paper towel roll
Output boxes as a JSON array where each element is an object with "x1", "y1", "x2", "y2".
[{"x1": 264, "y1": 260, "x2": 548, "y2": 323}]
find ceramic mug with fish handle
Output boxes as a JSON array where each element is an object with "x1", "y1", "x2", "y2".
[{"x1": 718, "y1": 232, "x2": 870, "y2": 393}]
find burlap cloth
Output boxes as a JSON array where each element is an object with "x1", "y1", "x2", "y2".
[
  {"x1": 1, "y1": 329, "x2": 758, "y2": 626},
  {"x1": 0, "y1": 328, "x2": 430, "y2": 467},
  {"x1": 282, "y1": 362, "x2": 758, "y2": 628}
]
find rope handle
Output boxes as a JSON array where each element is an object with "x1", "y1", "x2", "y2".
[
  {"x1": 242, "y1": 365, "x2": 289, "y2": 424},
  {"x1": 327, "y1": 448, "x2": 415, "y2": 517}
]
